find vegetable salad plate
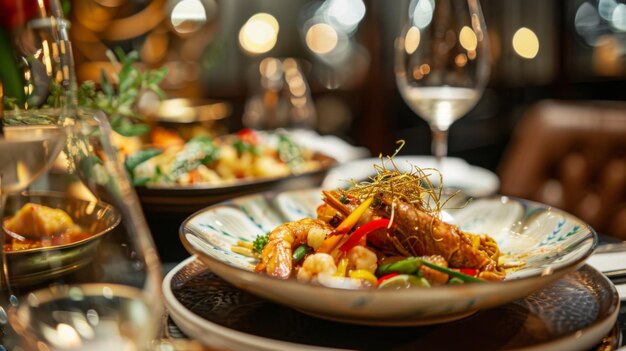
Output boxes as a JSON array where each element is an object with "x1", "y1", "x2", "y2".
[
  {"x1": 163, "y1": 257, "x2": 621, "y2": 351},
  {"x1": 129, "y1": 129, "x2": 338, "y2": 213},
  {"x1": 180, "y1": 187, "x2": 599, "y2": 326}
]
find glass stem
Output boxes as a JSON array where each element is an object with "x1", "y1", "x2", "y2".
[
  {"x1": 430, "y1": 125, "x2": 449, "y2": 168},
  {"x1": 0, "y1": 177, "x2": 9, "y2": 297},
  {"x1": 0, "y1": 175, "x2": 11, "y2": 332}
]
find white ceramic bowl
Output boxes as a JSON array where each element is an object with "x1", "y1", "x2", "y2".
[{"x1": 180, "y1": 189, "x2": 597, "y2": 326}]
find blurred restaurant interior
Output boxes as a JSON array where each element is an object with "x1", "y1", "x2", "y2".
[
  {"x1": 67, "y1": 0, "x2": 626, "y2": 151},
  {"x1": 66, "y1": 0, "x2": 626, "y2": 244}
]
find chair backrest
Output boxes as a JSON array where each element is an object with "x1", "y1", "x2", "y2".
[{"x1": 498, "y1": 100, "x2": 626, "y2": 240}]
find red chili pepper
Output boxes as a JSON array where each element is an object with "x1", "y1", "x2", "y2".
[
  {"x1": 339, "y1": 218, "x2": 391, "y2": 252},
  {"x1": 237, "y1": 128, "x2": 258, "y2": 145},
  {"x1": 376, "y1": 273, "x2": 399, "y2": 286},
  {"x1": 458, "y1": 268, "x2": 478, "y2": 277}
]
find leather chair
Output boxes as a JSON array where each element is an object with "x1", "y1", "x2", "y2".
[{"x1": 498, "y1": 100, "x2": 626, "y2": 240}]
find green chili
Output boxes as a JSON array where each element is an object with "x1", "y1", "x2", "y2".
[
  {"x1": 293, "y1": 244, "x2": 309, "y2": 263},
  {"x1": 420, "y1": 260, "x2": 484, "y2": 283},
  {"x1": 376, "y1": 257, "x2": 422, "y2": 275}
]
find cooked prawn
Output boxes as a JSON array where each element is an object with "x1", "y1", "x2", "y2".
[
  {"x1": 296, "y1": 253, "x2": 337, "y2": 282},
  {"x1": 256, "y1": 218, "x2": 333, "y2": 279},
  {"x1": 346, "y1": 246, "x2": 378, "y2": 273},
  {"x1": 391, "y1": 198, "x2": 500, "y2": 275}
]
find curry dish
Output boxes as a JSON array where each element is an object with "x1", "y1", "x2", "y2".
[{"x1": 3, "y1": 203, "x2": 90, "y2": 251}]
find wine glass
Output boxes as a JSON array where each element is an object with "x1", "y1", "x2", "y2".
[
  {"x1": 243, "y1": 57, "x2": 317, "y2": 130},
  {"x1": 394, "y1": 0, "x2": 490, "y2": 165},
  {"x1": 0, "y1": 108, "x2": 163, "y2": 351},
  {"x1": 0, "y1": 2, "x2": 163, "y2": 350}
]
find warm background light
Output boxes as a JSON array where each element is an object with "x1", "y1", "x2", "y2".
[
  {"x1": 512, "y1": 27, "x2": 539, "y2": 59},
  {"x1": 238, "y1": 13, "x2": 279, "y2": 55},
  {"x1": 459, "y1": 26, "x2": 478, "y2": 51},
  {"x1": 306, "y1": 23, "x2": 338, "y2": 54},
  {"x1": 404, "y1": 26, "x2": 420, "y2": 54},
  {"x1": 170, "y1": 0, "x2": 207, "y2": 35}
]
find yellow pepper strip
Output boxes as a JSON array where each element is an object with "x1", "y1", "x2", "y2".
[
  {"x1": 335, "y1": 258, "x2": 349, "y2": 277},
  {"x1": 349, "y1": 269, "x2": 378, "y2": 285},
  {"x1": 236, "y1": 240, "x2": 254, "y2": 250},
  {"x1": 231, "y1": 246, "x2": 257, "y2": 258},
  {"x1": 318, "y1": 234, "x2": 344, "y2": 253},
  {"x1": 335, "y1": 197, "x2": 374, "y2": 234}
]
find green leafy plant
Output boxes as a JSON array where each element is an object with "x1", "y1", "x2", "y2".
[{"x1": 77, "y1": 48, "x2": 168, "y2": 137}]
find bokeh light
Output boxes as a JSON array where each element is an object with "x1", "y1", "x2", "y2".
[
  {"x1": 306, "y1": 23, "x2": 338, "y2": 54},
  {"x1": 512, "y1": 27, "x2": 539, "y2": 59},
  {"x1": 459, "y1": 26, "x2": 477, "y2": 51},
  {"x1": 611, "y1": 4, "x2": 626, "y2": 31},
  {"x1": 404, "y1": 26, "x2": 420, "y2": 54},
  {"x1": 238, "y1": 13, "x2": 279, "y2": 55},
  {"x1": 327, "y1": 0, "x2": 366, "y2": 33},
  {"x1": 411, "y1": 0, "x2": 435, "y2": 29},
  {"x1": 170, "y1": 0, "x2": 207, "y2": 35}
]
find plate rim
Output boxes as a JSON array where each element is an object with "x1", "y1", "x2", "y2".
[
  {"x1": 163, "y1": 256, "x2": 621, "y2": 351},
  {"x1": 163, "y1": 256, "x2": 340, "y2": 351}
]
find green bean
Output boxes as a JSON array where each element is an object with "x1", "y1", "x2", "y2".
[
  {"x1": 376, "y1": 257, "x2": 422, "y2": 275},
  {"x1": 420, "y1": 260, "x2": 484, "y2": 283},
  {"x1": 293, "y1": 244, "x2": 309, "y2": 263},
  {"x1": 448, "y1": 277, "x2": 465, "y2": 285},
  {"x1": 378, "y1": 257, "x2": 484, "y2": 284}
]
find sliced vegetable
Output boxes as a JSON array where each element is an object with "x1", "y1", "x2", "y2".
[
  {"x1": 252, "y1": 234, "x2": 270, "y2": 253},
  {"x1": 277, "y1": 134, "x2": 304, "y2": 170},
  {"x1": 166, "y1": 136, "x2": 219, "y2": 181},
  {"x1": 125, "y1": 148, "x2": 162, "y2": 174},
  {"x1": 349, "y1": 270, "x2": 378, "y2": 285},
  {"x1": 335, "y1": 197, "x2": 374, "y2": 234},
  {"x1": 376, "y1": 257, "x2": 422, "y2": 276},
  {"x1": 377, "y1": 274, "x2": 430, "y2": 289},
  {"x1": 233, "y1": 140, "x2": 260, "y2": 156},
  {"x1": 448, "y1": 277, "x2": 465, "y2": 284},
  {"x1": 376, "y1": 273, "x2": 399, "y2": 286},
  {"x1": 339, "y1": 195, "x2": 349, "y2": 204},
  {"x1": 335, "y1": 258, "x2": 349, "y2": 277},
  {"x1": 292, "y1": 244, "x2": 309, "y2": 263},
  {"x1": 231, "y1": 246, "x2": 256, "y2": 258},
  {"x1": 458, "y1": 268, "x2": 478, "y2": 277},
  {"x1": 377, "y1": 257, "x2": 484, "y2": 284},
  {"x1": 237, "y1": 128, "x2": 259, "y2": 145},
  {"x1": 318, "y1": 234, "x2": 344, "y2": 254},
  {"x1": 420, "y1": 260, "x2": 484, "y2": 283},
  {"x1": 339, "y1": 218, "x2": 391, "y2": 252}
]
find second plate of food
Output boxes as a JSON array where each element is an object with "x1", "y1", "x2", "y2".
[
  {"x1": 128, "y1": 129, "x2": 337, "y2": 213},
  {"x1": 179, "y1": 165, "x2": 597, "y2": 326}
]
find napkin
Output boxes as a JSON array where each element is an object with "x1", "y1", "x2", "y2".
[{"x1": 587, "y1": 249, "x2": 626, "y2": 300}]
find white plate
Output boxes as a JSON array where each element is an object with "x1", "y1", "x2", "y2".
[
  {"x1": 163, "y1": 257, "x2": 620, "y2": 351},
  {"x1": 322, "y1": 156, "x2": 499, "y2": 197},
  {"x1": 179, "y1": 189, "x2": 597, "y2": 326}
]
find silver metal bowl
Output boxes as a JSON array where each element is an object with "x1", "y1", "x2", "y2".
[{"x1": 3, "y1": 191, "x2": 121, "y2": 286}]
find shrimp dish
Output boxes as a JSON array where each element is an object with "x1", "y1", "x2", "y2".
[{"x1": 232, "y1": 158, "x2": 507, "y2": 289}]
